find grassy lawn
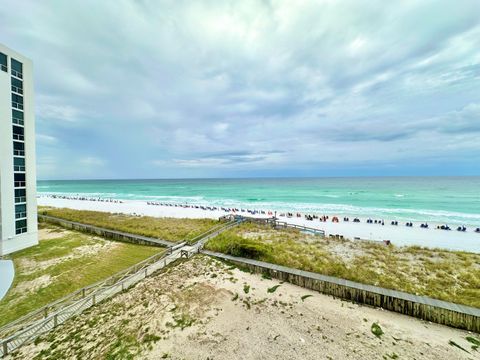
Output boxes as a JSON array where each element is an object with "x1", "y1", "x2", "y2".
[
  {"x1": 0, "y1": 223, "x2": 164, "y2": 327},
  {"x1": 39, "y1": 207, "x2": 220, "y2": 244},
  {"x1": 204, "y1": 222, "x2": 480, "y2": 308}
]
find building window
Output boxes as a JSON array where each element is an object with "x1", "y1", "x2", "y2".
[
  {"x1": 13, "y1": 141, "x2": 25, "y2": 156},
  {"x1": 13, "y1": 125, "x2": 24, "y2": 141},
  {"x1": 15, "y1": 219, "x2": 27, "y2": 234},
  {"x1": 15, "y1": 204, "x2": 27, "y2": 219},
  {"x1": 0, "y1": 52, "x2": 7, "y2": 72},
  {"x1": 12, "y1": 93, "x2": 24, "y2": 110},
  {"x1": 14, "y1": 173, "x2": 26, "y2": 187},
  {"x1": 14, "y1": 157, "x2": 26, "y2": 172},
  {"x1": 11, "y1": 58, "x2": 22, "y2": 79},
  {"x1": 15, "y1": 188, "x2": 27, "y2": 203},
  {"x1": 11, "y1": 77, "x2": 23, "y2": 94},
  {"x1": 12, "y1": 109, "x2": 24, "y2": 126}
]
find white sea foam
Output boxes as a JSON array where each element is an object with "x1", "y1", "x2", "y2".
[
  {"x1": 37, "y1": 196, "x2": 480, "y2": 253},
  {"x1": 38, "y1": 192, "x2": 480, "y2": 226}
]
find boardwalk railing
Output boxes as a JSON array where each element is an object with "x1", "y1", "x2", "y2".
[
  {"x1": 0, "y1": 249, "x2": 172, "y2": 357},
  {"x1": 219, "y1": 214, "x2": 325, "y2": 237},
  {"x1": 0, "y1": 217, "x2": 241, "y2": 357},
  {"x1": 203, "y1": 250, "x2": 480, "y2": 333}
]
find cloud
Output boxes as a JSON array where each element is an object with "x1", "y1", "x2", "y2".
[
  {"x1": 36, "y1": 134, "x2": 58, "y2": 144},
  {"x1": 79, "y1": 157, "x2": 105, "y2": 167},
  {"x1": 1, "y1": 0, "x2": 479, "y2": 179}
]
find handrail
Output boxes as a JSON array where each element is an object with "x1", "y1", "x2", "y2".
[
  {"x1": 0, "y1": 217, "x2": 243, "y2": 356},
  {"x1": 0, "y1": 248, "x2": 177, "y2": 356},
  {"x1": 0, "y1": 249, "x2": 167, "y2": 337},
  {"x1": 220, "y1": 215, "x2": 325, "y2": 237}
]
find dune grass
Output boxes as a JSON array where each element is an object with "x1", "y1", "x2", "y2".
[
  {"x1": 39, "y1": 207, "x2": 220, "y2": 244},
  {"x1": 0, "y1": 223, "x2": 164, "y2": 327},
  {"x1": 204, "y1": 222, "x2": 480, "y2": 308}
]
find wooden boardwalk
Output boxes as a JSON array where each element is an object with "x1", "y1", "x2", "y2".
[
  {"x1": 219, "y1": 214, "x2": 326, "y2": 237},
  {"x1": 0, "y1": 216, "x2": 242, "y2": 357}
]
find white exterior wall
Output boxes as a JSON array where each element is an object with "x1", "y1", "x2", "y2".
[{"x1": 0, "y1": 43, "x2": 38, "y2": 255}]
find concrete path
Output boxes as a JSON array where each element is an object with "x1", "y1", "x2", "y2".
[{"x1": 0, "y1": 260, "x2": 14, "y2": 300}]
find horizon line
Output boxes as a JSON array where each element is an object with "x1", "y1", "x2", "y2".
[{"x1": 37, "y1": 175, "x2": 480, "y2": 182}]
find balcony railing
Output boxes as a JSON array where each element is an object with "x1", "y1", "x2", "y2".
[
  {"x1": 13, "y1": 133, "x2": 24, "y2": 141},
  {"x1": 15, "y1": 196, "x2": 27, "y2": 203},
  {"x1": 1, "y1": 64, "x2": 7, "y2": 72},
  {"x1": 11, "y1": 69, "x2": 22, "y2": 79},
  {"x1": 16, "y1": 227, "x2": 27, "y2": 235},
  {"x1": 14, "y1": 150, "x2": 25, "y2": 156},
  {"x1": 15, "y1": 212, "x2": 27, "y2": 219},
  {"x1": 11, "y1": 85, "x2": 23, "y2": 95},
  {"x1": 14, "y1": 181, "x2": 26, "y2": 187},
  {"x1": 13, "y1": 118, "x2": 24, "y2": 126},
  {"x1": 14, "y1": 165, "x2": 26, "y2": 172},
  {"x1": 12, "y1": 101, "x2": 23, "y2": 110}
]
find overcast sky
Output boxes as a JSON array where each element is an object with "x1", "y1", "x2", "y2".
[{"x1": 1, "y1": 0, "x2": 480, "y2": 179}]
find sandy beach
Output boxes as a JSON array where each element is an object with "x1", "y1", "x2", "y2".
[
  {"x1": 11, "y1": 255, "x2": 477, "y2": 360},
  {"x1": 38, "y1": 196, "x2": 480, "y2": 254}
]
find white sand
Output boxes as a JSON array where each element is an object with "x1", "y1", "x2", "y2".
[
  {"x1": 11, "y1": 255, "x2": 477, "y2": 360},
  {"x1": 38, "y1": 196, "x2": 480, "y2": 254}
]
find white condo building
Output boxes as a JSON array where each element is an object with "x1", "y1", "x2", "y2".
[{"x1": 0, "y1": 43, "x2": 38, "y2": 255}]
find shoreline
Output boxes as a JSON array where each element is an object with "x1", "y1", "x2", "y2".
[{"x1": 37, "y1": 195, "x2": 480, "y2": 254}]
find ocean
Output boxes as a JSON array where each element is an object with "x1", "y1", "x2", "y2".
[{"x1": 37, "y1": 177, "x2": 480, "y2": 227}]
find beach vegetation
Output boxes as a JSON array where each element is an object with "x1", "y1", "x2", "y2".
[
  {"x1": 166, "y1": 313, "x2": 195, "y2": 330},
  {"x1": 371, "y1": 322, "x2": 384, "y2": 338},
  {"x1": 39, "y1": 207, "x2": 220, "y2": 244},
  {"x1": 204, "y1": 223, "x2": 480, "y2": 308},
  {"x1": 467, "y1": 336, "x2": 480, "y2": 351},
  {"x1": 267, "y1": 285, "x2": 281, "y2": 293}
]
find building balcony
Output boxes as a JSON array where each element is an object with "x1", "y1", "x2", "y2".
[
  {"x1": 11, "y1": 69, "x2": 22, "y2": 79},
  {"x1": 12, "y1": 101, "x2": 23, "y2": 110},
  {"x1": 15, "y1": 212, "x2": 27, "y2": 219},
  {"x1": 11, "y1": 86, "x2": 23, "y2": 95},
  {"x1": 15, "y1": 196, "x2": 27, "y2": 203}
]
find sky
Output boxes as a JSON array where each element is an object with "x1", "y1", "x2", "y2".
[{"x1": 1, "y1": 0, "x2": 480, "y2": 180}]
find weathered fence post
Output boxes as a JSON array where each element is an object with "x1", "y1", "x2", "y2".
[
  {"x1": 53, "y1": 314, "x2": 58, "y2": 327},
  {"x1": 43, "y1": 308, "x2": 48, "y2": 318},
  {"x1": 2, "y1": 340, "x2": 8, "y2": 356},
  {"x1": 82, "y1": 288, "x2": 86, "y2": 298},
  {"x1": 92, "y1": 294, "x2": 96, "y2": 306}
]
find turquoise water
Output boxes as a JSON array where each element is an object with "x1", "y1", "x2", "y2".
[{"x1": 37, "y1": 177, "x2": 480, "y2": 226}]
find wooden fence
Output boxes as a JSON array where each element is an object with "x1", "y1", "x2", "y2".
[
  {"x1": 202, "y1": 250, "x2": 480, "y2": 333},
  {"x1": 38, "y1": 214, "x2": 176, "y2": 247}
]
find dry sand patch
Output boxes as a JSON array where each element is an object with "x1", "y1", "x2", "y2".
[
  {"x1": 9, "y1": 255, "x2": 478, "y2": 360},
  {"x1": 13, "y1": 275, "x2": 52, "y2": 296}
]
